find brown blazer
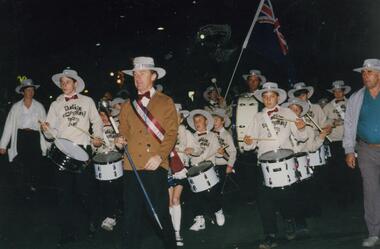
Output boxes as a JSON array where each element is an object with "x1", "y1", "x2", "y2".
[{"x1": 119, "y1": 91, "x2": 178, "y2": 171}]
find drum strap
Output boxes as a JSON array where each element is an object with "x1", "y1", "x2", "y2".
[
  {"x1": 333, "y1": 101, "x2": 345, "y2": 120},
  {"x1": 263, "y1": 113, "x2": 280, "y2": 149},
  {"x1": 131, "y1": 99, "x2": 166, "y2": 143}
]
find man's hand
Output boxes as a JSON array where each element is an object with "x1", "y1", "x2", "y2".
[
  {"x1": 295, "y1": 118, "x2": 306, "y2": 130},
  {"x1": 0, "y1": 148, "x2": 6, "y2": 155},
  {"x1": 144, "y1": 155, "x2": 162, "y2": 170},
  {"x1": 40, "y1": 122, "x2": 50, "y2": 132},
  {"x1": 323, "y1": 124, "x2": 333, "y2": 134},
  {"x1": 226, "y1": 165, "x2": 234, "y2": 174},
  {"x1": 319, "y1": 128, "x2": 329, "y2": 140},
  {"x1": 91, "y1": 137, "x2": 103, "y2": 148},
  {"x1": 184, "y1": 147, "x2": 194, "y2": 155},
  {"x1": 217, "y1": 95, "x2": 225, "y2": 106},
  {"x1": 243, "y1": 135, "x2": 254, "y2": 145},
  {"x1": 115, "y1": 136, "x2": 127, "y2": 150},
  {"x1": 346, "y1": 153, "x2": 356, "y2": 169}
]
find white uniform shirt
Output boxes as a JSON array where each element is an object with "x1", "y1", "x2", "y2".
[
  {"x1": 189, "y1": 131, "x2": 219, "y2": 166},
  {"x1": 175, "y1": 124, "x2": 201, "y2": 166},
  {"x1": 94, "y1": 124, "x2": 118, "y2": 154},
  {"x1": 292, "y1": 125, "x2": 324, "y2": 153},
  {"x1": 323, "y1": 98, "x2": 346, "y2": 142},
  {"x1": 305, "y1": 102, "x2": 330, "y2": 131},
  {"x1": 244, "y1": 105, "x2": 307, "y2": 157},
  {"x1": 213, "y1": 128, "x2": 237, "y2": 167},
  {"x1": 18, "y1": 100, "x2": 41, "y2": 131},
  {"x1": 45, "y1": 93, "x2": 103, "y2": 146}
]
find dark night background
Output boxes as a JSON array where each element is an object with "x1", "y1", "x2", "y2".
[{"x1": 0, "y1": 0, "x2": 379, "y2": 108}]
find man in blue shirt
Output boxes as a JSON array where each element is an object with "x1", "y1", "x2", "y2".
[{"x1": 344, "y1": 58, "x2": 380, "y2": 247}]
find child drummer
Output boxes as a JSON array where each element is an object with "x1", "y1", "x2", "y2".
[
  {"x1": 186, "y1": 109, "x2": 225, "y2": 232},
  {"x1": 211, "y1": 108, "x2": 237, "y2": 192},
  {"x1": 243, "y1": 82, "x2": 307, "y2": 249}
]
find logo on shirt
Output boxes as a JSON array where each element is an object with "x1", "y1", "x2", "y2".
[{"x1": 63, "y1": 104, "x2": 87, "y2": 127}]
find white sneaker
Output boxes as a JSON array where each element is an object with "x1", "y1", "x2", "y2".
[
  {"x1": 189, "y1": 215, "x2": 205, "y2": 231},
  {"x1": 362, "y1": 236, "x2": 380, "y2": 247},
  {"x1": 175, "y1": 231, "x2": 184, "y2": 246},
  {"x1": 215, "y1": 209, "x2": 225, "y2": 226},
  {"x1": 101, "y1": 217, "x2": 116, "y2": 231}
]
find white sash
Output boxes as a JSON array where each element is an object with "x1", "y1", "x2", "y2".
[
  {"x1": 333, "y1": 101, "x2": 345, "y2": 120},
  {"x1": 263, "y1": 112, "x2": 280, "y2": 149}
]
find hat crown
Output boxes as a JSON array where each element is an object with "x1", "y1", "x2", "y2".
[
  {"x1": 288, "y1": 97, "x2": 304, "y2": 106},
  {"x1": 332, "y1": 80, "x2": 345, "y2": 88},
  {"x1": 293, "y1": 82, "x2": 307, "y2": 89},
  {"x1": 62, "y1": 69, "x2": 79, "y2": 77},
  {"x1": 363, "y1": 59, "x2": 380, "y2": 68},
  {"x1": 133, "y1": 57, "x2": 155, "y2": 67},
  {"x1": 21, "y1": 79, "x2": 33, "y2": 85},
  {"x1": 249, "y1": 69, "x2": 262, "y2": 76},
  {"x1": 262, "y1": 82, "x2": 279, "y2": 89}
]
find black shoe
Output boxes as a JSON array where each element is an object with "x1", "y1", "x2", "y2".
[
  {"x1": 258, "y1": 235, "x2": 278, "y2": 249},
  {"x1": 285, "y1": 219, "x2": 296, "y2": 240}
]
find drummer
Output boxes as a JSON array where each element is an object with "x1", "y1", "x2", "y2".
[
  {"x1": 211, "y1": 108, "x2": 237, "y2": 190},
  {"x1": 203, "y1": 85, "x2": 231, "y2": 117},
  {"x1": 241, "y1": 69, "x2": 266, "y2": 99},
  {"x1": 40, "y1": 69, "x2": 103, "y2": 245},
  {"x1": 94, "y1": 109, "x2": 123, "y2": 232},
  {"x1": 186, "y1": 109, "x2": 224, "y2": 231},
  {"x1": 243, "y1": 82, "x2": 307, "y2": 248}
]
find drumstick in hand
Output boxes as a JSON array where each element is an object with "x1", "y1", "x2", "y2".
[{"x1": 73, "y1": 126, "x2": 105, "y2": 145}]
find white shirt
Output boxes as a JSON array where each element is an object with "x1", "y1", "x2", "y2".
[
  {"x1": 244, "y1": 105, "x2": 307, "y2": 157},
  {"x1": 323, "y1": 98, "x2": 347, "y2": 141},
  {"x1": 213, "y1": 127, "x2": 237, "y2": 167},
  {"x1": 138, "y1": 87, "x2": 156, "y2": 107},
  {"x1": 189, "y1": 130, "x2": 219, "y2": 166},
  {"x1": 18, "y1": 100, "x2": 41, "y2": 130},
  {"x1": 175, "y1": 124, "x2": 201, "y2": 166}
]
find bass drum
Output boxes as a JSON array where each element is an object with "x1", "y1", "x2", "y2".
[{"x1": 235, "y1": 95, "x2": 259, "y2": 153}]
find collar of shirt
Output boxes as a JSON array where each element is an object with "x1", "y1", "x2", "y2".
[
  {"x1": 196, "y1": 131, "x2": 208, "y2": 136},
  {"x1": 213, "y1": 127, "x2": 225, "y2": 135},
  {"x1": 138, "y1": 87, "x2": 156, "y2": 107},
  {"x1": 64, "y1": 93, "x2": 79, "y2": 102},
  {"x1": 335, "y1": 98, "x2": 346, "y2": 104},
  {"x1": 264, "y1": 105, "x2": 280, "y2": 116}
]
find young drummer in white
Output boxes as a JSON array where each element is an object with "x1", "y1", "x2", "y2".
[
  {"x1": 40, "y1": 69, "x2": 103, "y2": 245},
  {"x1": 243, "y1": 82, "x2": 307, "y2": 249},
  {"x1": 186, "y1": 109, "x2": 224, "y2": 231},
  {"x1": 168, "y1": 104, "x2": 200, "y2": 246},
  {"x1": 211, "y1": 108, "x2": 237, "y2": 182}
]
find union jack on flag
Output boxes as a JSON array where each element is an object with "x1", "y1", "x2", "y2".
[{"x1": 257, "y1": 0, "x2": 289, "y2": 55}]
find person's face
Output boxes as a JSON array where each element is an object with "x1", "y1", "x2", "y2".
[
  {"x1": 296, "y1": 92, "x2": 308, "y2": 101},
  {"x1": 289, "y1": 104, "x2": 302, "y2": 117},
  {"x1": 262, "y1": 91, "x2": 279, "y2": 109},
  {"x1": 208, "y1": 89, "x2": 218, "y2": 101},
  {"x1": 104, "y1": 92, "x2": 113, "y2": 101},
  {"x1": 23, "y1": 87, "x2": 35, "y2": 99},
  {"x1": 362, "y1": 69, "x2": 380, "y2": 89},
  {"x1": 133, "y1": 70, "x2": 156, "y2": 93},
  {"x1": 60, "y1": 77, "x2": 77, "y2": 95},
  {"x1": 194, "y1": 115, "x2": 207, "y2": 132},
  {"x1": 213, "y1": 116, "x2": 224, "y2": 130},
  {"x1": 246, "y1": 75, "x2": 260, "y2": 92},
  {"x1": 333, "y1": 89, "x2": 345, "y2": 100}
]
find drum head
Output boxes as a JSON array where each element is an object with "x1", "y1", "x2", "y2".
[
  {"x1": 259, "y1": 149, "x2": 293, "y2": 162},
  {"x1": 55, "y1": 138, "x2": 89, "y2": 161},
  {"x1": 93, "y1": 151, "x2": 122, "y2": 163},
  {"x1": 187, "y1": 161, "x2": 214, "y2": 177}
]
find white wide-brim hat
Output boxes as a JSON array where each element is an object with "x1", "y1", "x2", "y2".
[
  {"x1": 353, "y1": 58, "x2": 380, "y2": 73},
  {"x1": 15, "y1": 79, "x2": 40, "y2": 94},
  {"x1": 187, "y1": 109, "x2": 214, "y2": 132},
  {"x1": 175, "y1": 103, "x2": 190, "y2": 118},
  {"x1": 110, "y1": 97, "x2": 125, "y2": 107},
  {"x1": 203, "y1": 86, "x2": 221, "y2": 101},
  {"x1": 288, "y1": 82, "x2": 314, "y2": 99},
  {"x1": 254, "y1": 82, "x2": 287, "y2": 104},
  {"x1": 282, "y1": 98, "x2": 309, "y2": 117},
  {"x1": 122, "y1": 56, "x2": 166, "y2": 79},
  {"x1": 327, "y1": 80, "x2": 351, "y2": 95},
  {"x1": 211, "y1": 108, "x2": 231, "y2": 127},
  {"x1": 242, "y1": 69, "x2": 267, "y2": 84},
  {"x1": 52, "y1": 69, "x2": 85, "y2": 93}
]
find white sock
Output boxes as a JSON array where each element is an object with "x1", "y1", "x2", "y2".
[{"x1": 171, "y1": 204, "x2": 182, "y2": 232}]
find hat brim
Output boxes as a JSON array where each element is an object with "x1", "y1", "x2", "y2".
[
  {"x1": 327, "y1": 86, "x2": 351, "y2": 95},
  {"x1": 179, "y1": 110, "x2": 190, "y2": 119},
  {"x1": 282, "y1": 100, "x2": 309, "y2": 117},
  {"x1": 242, "y1": 74, "x2": 266, "y2": 84},
  {"x1": 122, "y1": 67, "x2": 166, "y2": 79},
  {"x1": 353, "y1": 66, "x2": 380, "y2": 73},
  {"x1": 15, "y1": 84, "x2": 40, "y2": 94},
  {"x1": 254, "y1": 88, "x2": 287, "y2": 105},
  {"x1": 52, "y1": 73, "x2": 85, "y2": 93},
  {"x1": 211, "y1": 112, "x2": 231, "y2": 127},
  {"x1": 187, "y1": 109, "x2": 214, "y2": 132},
  {"x1": 288, "y1": 86, "x2": 314, "y2": 99}
]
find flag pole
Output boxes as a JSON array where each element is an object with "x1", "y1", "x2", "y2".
[{"x1": 224, "y1": 0, "x2": 266, "y2": 100}]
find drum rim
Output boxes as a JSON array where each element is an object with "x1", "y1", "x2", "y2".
[
  {"x1": 93, "y1": 151, "x2": 123, "y2": 165},
  {"x1": 259, "y1": 149, "x2": 294, "y2": 163},
  {"x1": 294, "y1": 152, "x2": 308, "y2": 157},
  {"x1": 187, "y1": 164, "x2": 213, "y2": 177},
  {"x1": 53, "y1": 138, "x2": 89, "y2": 161},
  {"x1": 47, "y1": 150, "x2": 86, "y2": 173}
]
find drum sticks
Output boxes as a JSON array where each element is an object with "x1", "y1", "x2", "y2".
[{"x1": 305, "y1": 114, "x2": 332, "y2": 143}]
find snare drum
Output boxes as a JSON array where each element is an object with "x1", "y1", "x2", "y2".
[
  {"x1": 324, "y1": 144, "x2": 332, "y2": 158},
  {"x1": 186, "y1": 161, "x2": 220, "y2": 193},
  {"x1": 294, "y1": 152, "x2": 313, "y2": 181},
  {"x1": 48, "y1": 138, "x2": 89, "y2": 173},
  {"x1": 93, "y1": 151, "x2": 124, "y2": 181},
  {"x1": 308, "y1": 146, "x2": 326, "y2": 167},
  {"x1": 259, "y1": 149, "x2": 297, "y2": 188},
  {"x1": 235, "y1": 96, "x2": 258, "y2": 153}
]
